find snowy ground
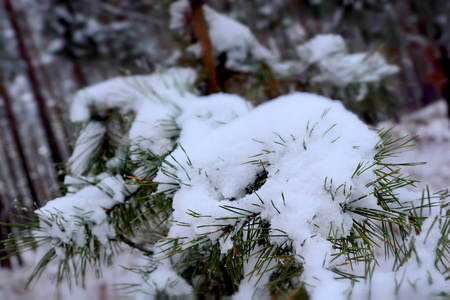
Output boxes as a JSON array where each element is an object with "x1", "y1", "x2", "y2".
[
  {"x1": 380, "y1": 100, "x2": 450, "y2": 192},
  {"x1": 1, "y1": 100, "x2": 449, "y2": 300},
  {"x1": 0, "y1": 246, "x2": 146, "y2": 300}
]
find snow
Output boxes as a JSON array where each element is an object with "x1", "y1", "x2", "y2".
[
  {"x1": 16, "y1": 66, "x2": 450, "y2": 299},
  {"x1": 314, "y1": 52, "x2": 400, "y2": 87},
  {"x1": 297, "y1": 34, "x2": 347, "y2": 65},
  {"x1": 34, "y1": 175, "x2": 137, "y2": 259},
  {"x1": 171, "y1": 4, "x2": 398, "y2": 85},
  {"x1": 0, "y1": 245, "x2": 146, "y2": 300},
  {"x1": 4, "y1": 1, "x2": 450, "y2": 298},
  {"x1": 68, "y1": 121, "x2": 106, "y2": 176},
  {"x1": 68, "y1": 67, "x2": 197, "y2": 176},
  {"x1": 169, "y1": 0, "x2": 190, "y2": 32},
  {"x1": 170, "y1": 0, "x2": 298, "y2": 74},
  {"x1": 201, "y1": 5, "x2": 273, "y2": 70},
  {"x1": 175, "y1": 93, "x2": 251, "y2": 144},
  {"x1": 347, "y1": 211, "x2": 447, "y2": 300},
  {"x1": 296, "y1": 34, "x2": 399, "y2": 97},
  {"x1": 154, "y1": 92, "x2": 383, "y2": 296},
  {"x1": 40, "y1": 68, "x2": 201, "y2": 262},
  {"x1": 170, "y1": 3, "x2": 398, "y2": 84},
  {"x1": 143, "y1": 260, "x2": 193, "y2": 296},
  {"x1": 70, "y1": 67, "x2": 196, "y2": 123},
  {"x1": 380, "y1": 100, "x2": 450, "y2": 190},
  {"x1": 403, "y1": 143, "x2": 450, "y2": 190},
  {"x1": 232, "y1": 247, "x2": 277, "y2": 300}
]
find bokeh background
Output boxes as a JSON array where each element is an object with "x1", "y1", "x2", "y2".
[{"x1": 0, "y1": 0, "x2": 449, "y2": 298}]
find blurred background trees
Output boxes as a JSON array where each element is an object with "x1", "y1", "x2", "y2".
[{"x1": 0, "y1": 0, "x2": 449, "y2": 268}]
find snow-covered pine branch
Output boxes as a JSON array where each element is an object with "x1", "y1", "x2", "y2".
[
  {"x1": 168, "y1": 1, "x2": 399, "y2": 123},
  {"x1": 4, "y1": 66, "x2": 450, "y2": 299}
]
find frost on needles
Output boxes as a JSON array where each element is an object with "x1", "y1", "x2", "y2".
[{"x1": 5, "y1": 68, "x2": 450, "y2": 299}]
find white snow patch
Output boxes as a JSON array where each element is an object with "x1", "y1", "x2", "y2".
[
  {"x1": 35, "y1": 175, "x2": 137, "y2": 259},
  {"x1": 314, "y1": 52, "x2": 400, "y2": 87},
  {"x1": 153, "y1": 92, "x2": 381, "y2": 296},
  {"x1": 297, "y1": 34, "x2": 347, "y2": 65},
  {"x1": 70, "y1": 68, "x2": 196, "y2": 123},
  {"x1": 170, "y1": 0, "x2": 301, "y2": 76},
  {"x1": 346, "y1": 211, "x2": 448, "y2": 300},
  {"x1": 297, "y1": 34, "x2": 399, "y2": 96},
  {"x1": 144, "y1": 260, "x2": 193, "y2": 297}
]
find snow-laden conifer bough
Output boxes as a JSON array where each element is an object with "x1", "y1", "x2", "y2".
[{"x1": 4, "y1": 68, "x2": 450, "y2": 300}]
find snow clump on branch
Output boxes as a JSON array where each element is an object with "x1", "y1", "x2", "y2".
[
  {"x1": 297, "y1": 34, "x2": 399, "y2": 99},
  {"x1": 155, "y1": 92, "x2": 382, "y2": 296},
  {"x1": 29, "y1": 67, "x2": 449, "y2": 299},
  {"x1": 169, "y1": 0, "x2": 303, "y2": 75}
]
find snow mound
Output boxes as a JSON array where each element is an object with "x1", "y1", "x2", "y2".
[
  {"x1": 31, "y1": 66, "x2": 448, "y2": 299},
  {"x1": 154, "y1": 92, "x2": 384, "y2": 295}
]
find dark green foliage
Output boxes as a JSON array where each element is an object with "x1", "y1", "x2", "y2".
[{"x1": 45, "y1": 2, "x2": 143, "y2": 62}]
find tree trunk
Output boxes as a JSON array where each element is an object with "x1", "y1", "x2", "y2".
[
  {"x1": 189, "y1": 0, "x2": 219, "y2": 94},
  {"x1": 0, "y1": 74, "x2": 41, "y2": 205},
  {"x1": 439, "y1": 46, "x2": 450, "y2": 119},
  {"x1": 4, "y1": 0, "x2": 68, "y2": 172},
  {"x1": 0, "y1": 196, "x2": 12, "y2": 269},
  {"x1": 15, "y1": 0, "x2": 72, "y2": 153}
]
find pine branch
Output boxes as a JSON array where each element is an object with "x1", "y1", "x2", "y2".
[
  {"x1": 189, "y1": 0, "x2": 219, "y2": 94},
  {"x1": 115, "y1": 233, "x2": 154, "y2": 255}
]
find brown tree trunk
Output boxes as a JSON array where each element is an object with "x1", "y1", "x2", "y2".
[
  {"x1": 189, "y1": 0, "x2": 219, "y2": 94},
  {"x1": 4, "y1": 0, "x2": 67, "y2": 171},
  {"x1": 15, "y1": 0, "x2": 72, "y2": 153},
  {"x1": 0, "y1": 74, "x2": 41, "y2": 205},
  {"x1": 73, "y1": 60, "x2": 88, "y2": 89},
  {"x1": 439, "y1": 46, "x2": 450, "y2": 119},
  {"x1": 0, "y1": 196, "x2": 12, "y2": 269}
]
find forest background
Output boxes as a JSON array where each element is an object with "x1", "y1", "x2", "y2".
[{"x1": 0, "y1": 0, "x2": 450, "y2": 298}]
